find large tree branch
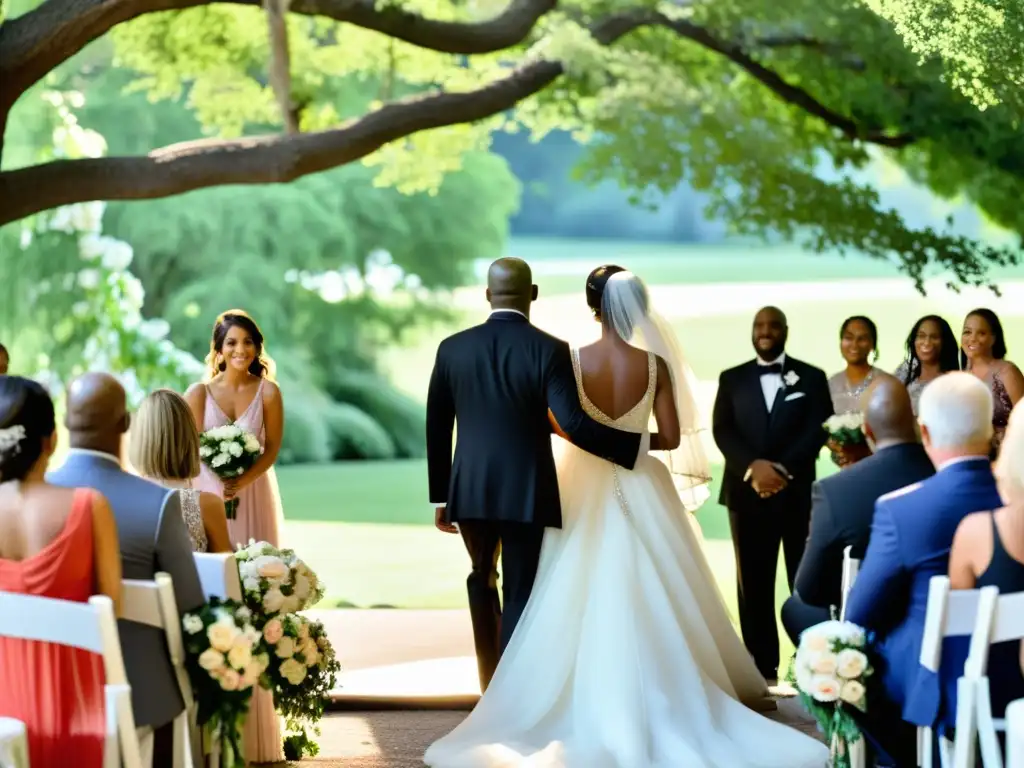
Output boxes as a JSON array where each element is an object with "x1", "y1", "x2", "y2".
[
  {"x1": 0, "y1": 0, "x2": 557, "y2": 106},
  {"x1": 0, "y1": 10, "x2": 921, "y2": 225}
]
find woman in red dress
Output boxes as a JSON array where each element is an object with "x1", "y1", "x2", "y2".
[{"x1": 0, "y1": 376, "x2": 122, "y2": 768}]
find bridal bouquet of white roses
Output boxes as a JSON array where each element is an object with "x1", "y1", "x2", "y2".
[
  {"x1": 234, "y1": 540, "x2": 325, "y2": 619},
  {"x1": 181, "y1": 597, "x2": 270, "y2": 768},
  {"x1": 789, "y1": 620, "x2": 874, "y2": 768},
  {"x1": 199, "y1": 424, "x2": 262, "y2": 518},
  {"x1": 262, "y1": 613, "x2": 342, "y2": 760}
]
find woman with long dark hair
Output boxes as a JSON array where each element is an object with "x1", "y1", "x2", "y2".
[
  {"x1": 184, "y1": 309, "x2": 285, "y2": 762},
  {"x1": 894, "y1": 315, "x2": 959, "y2": 415},
  {"x1": 961, "y1": 308, "x2": 1024, "y2": 455}
]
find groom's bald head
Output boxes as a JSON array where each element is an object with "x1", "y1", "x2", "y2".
[{"x1": 486, "y1": 257, "x2": 537, "y2": 315}]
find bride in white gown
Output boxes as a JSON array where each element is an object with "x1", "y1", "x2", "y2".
[{"x1": 424, "y1": 267, "x2": 828, "y2": 768}]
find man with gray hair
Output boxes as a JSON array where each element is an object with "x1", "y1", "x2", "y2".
[
  {"x1": 845, "y1": 372, "x2": 1003, "y2": 766},
  {"x1": 48, "y1": 372, "x2": 205, "y2": 768}
]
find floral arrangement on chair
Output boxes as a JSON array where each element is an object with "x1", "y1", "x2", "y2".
[
  {"x1": 181, "y1": 598, "x2": 269, "y2": 768},
  {"x1": 788, "y1": 620, "x2": 874, "y2": 768},
  {"x1": 261, "y1": 613, "x2": 341, "y2": 759},
  {"x1": 824, "y1": 413, "x2": 872, "y2": 468},
  {"x1": 233, "y1": 540, "x2": 336, "y2": 758}
]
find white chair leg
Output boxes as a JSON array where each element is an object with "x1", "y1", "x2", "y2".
[
  {"x1": 104, "y1": 687, "x2": 121, "y2": 768},
  {"x1": 113, "y1": 686, "x2": 144, "y2": 768},
  {"x1": 975, "y1": 678, "x2": 1004, "y2": 768},
  {"x1": 951, "y1": 677, "x2": 978, "y2": 768},
  {"x1": 922, "y1": 726, "x2": 935, "y2": 768}
]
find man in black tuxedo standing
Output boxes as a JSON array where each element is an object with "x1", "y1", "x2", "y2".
[
  {"x1": 712, "y1": 306, "x2": 833, "y2": 681},
  {"x1": 781, "y1": 376, "x2": 936, "y2": 643},
  {"x1": 426, "y1": 257, "x2": 645, "y2": 691}
]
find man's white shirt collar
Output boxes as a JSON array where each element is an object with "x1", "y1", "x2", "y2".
[
  {"x1": 490, "y1": 309, "x2": 528, "y2": 320},
  {"x1": 65, "y1": 447, "x2": 121, "y2": 467},
  {"x1": 757, "y1": 353, "x2": 786, "y2": 367}
]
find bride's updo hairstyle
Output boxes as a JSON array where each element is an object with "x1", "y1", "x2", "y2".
[
  {"x1": 0, "y1": 376, "x2": 56, "y2": 483},
  {"x1": 585, "y1": 264, "x2": 627, "y2": 321},
  {"x1": 205, "y1": 309, "x2": 276, "y2": 381}
]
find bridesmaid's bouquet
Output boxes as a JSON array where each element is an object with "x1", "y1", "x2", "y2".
[
  {"x1": 199, "y1": 424, "x2": 263, "y2": 518},
  {"x1": 824, "y1": 413, "x2": 872, "y2": 468},
  {"x1": 261, "y1": 613, "x2": 341, "y2": 759},
  {"x1": 181, "y1": 597, "x2": 270, "y2": 768},
  {"x1": 788, "y1": 620, "x2": 874, "y2": 768},
  {"x1": 234, "y1": 540, "x2": 325, "y2": 620}
]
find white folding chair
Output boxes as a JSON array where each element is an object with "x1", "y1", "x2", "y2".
[
  {"x1": 193, "y1": 553, "x2": 242, "y2": 601},
  {"x1": 918, "y1": 576, "x2": 990, "y2": 768},
  {"x1": 840, "y1": 545, "x2": 861, "y2": 621},
  {"x1": 191, "y1": 553, "x2": 242, "y2": 767},
  {"x1": 121, "y1": 573, "x2": 195, "y2": 768},
  {"x1": 0, "y1": 591, "x2": 143, "y2": 768},
  {"x1": 836, "y1": 545, "x2": 866, "y2": 768},
  {"x1": 954, "y1": 588, "x2": 1024, "y2": 768},
  {"x1": 1006, "y1": 699, "x2": 1024, "y2": 768}
]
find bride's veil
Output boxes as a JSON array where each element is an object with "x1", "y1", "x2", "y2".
[{"x1": 601, "y1": 271, "x2": 712, "y2": 512}]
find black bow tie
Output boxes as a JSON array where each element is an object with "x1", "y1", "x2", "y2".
[{"x1": 759, "y1": 363, "x2": 783, "y2": 376}]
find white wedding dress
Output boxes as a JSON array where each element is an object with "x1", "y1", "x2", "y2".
[{"x1": 424, "y1": 349, "x2": 828, "y2": 768}]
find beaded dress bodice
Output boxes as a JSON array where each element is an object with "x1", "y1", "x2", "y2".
[{"x1": 570, "y1": 348, "x2": 656, "y2": 434}]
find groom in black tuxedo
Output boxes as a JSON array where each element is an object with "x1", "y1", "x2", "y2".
[
  {"x1": 426, "y1": 257, "x2": 644, "y2": 691},
  {"x1": 712, "y1": 306, "x2": 832, "y2": 681}
]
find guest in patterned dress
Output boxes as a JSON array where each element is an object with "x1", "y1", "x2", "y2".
[
  {"x1": 893, "y1": 315, "x2": 959, "y2": 416},
  {"x1": 961, "y1": 309, "x2": 1024, "y2": 456},
  {"x1": 129, "y1": 389, "x2": 231, "y2": 553},
  {"x1": 0, "y1": 376, "x2": 122, "y2": 768}
]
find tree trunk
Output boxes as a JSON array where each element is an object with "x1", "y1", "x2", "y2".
[{"x1": 264, "y1": 0, "x2": 298, "y2": 134}]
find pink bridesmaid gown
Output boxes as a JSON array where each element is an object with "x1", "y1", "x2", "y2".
[
  {"x1": 0, "y1": 489, "x2": 106, "y2": 768},
  {"x1": 196, "y1": 378, "x2": 284, "y2": 762}
]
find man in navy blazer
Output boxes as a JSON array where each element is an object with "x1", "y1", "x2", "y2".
[{"x1": 845, "y1": 373, "x2": 1001, "y2": 766}]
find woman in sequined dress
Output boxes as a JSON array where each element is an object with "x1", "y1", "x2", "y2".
[{"x1": 961, "y1": 308, "x2": 1023, "y2": 456}]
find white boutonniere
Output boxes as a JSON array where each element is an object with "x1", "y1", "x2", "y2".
[{"x1": 784, "y1": 370, "x2": 800, "y2": 387}]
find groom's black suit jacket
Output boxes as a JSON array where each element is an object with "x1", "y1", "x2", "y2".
[
  {"x1": 712, "y1": 355, "x2": 833, "y2": 513},
  {"x1": 426, "y1": 311, "x2": 641, "y2": 529}
]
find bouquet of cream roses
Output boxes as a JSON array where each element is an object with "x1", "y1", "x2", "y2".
[
  {"x1": 181, "y1": 598, "x2": 270, "y2": 768},
  {"x1": 199, "y1": 425, "x2": 262, "y2": 518},
  {"x1": 234, "y1": 540, "x2": 324, "y2": 619},
  {"x1": 789, "y1": 620, "x2": 874, "y2": 768},
  {"x1": 262, "y1": 613, "x2": 342, "y2": 759}
]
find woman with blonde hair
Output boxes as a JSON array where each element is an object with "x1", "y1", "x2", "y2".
[{"x1": 129, "y1": 389, "x2": 231, "y2": 553}]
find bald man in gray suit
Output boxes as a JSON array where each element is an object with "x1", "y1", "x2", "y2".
[{"x1": 48, "y1": 373, "x2": 205, "y2": 768}]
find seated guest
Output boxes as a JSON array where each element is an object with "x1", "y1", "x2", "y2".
[
  {"x1": 845, "y1": 372, "x2": 1002, "y2": 766},
  {"x1": 0, "y1": 376, "x2": 122, "y2": 768},
  {"x1": 47, "y1": 373, "x2": 205, "y2": 768},
  {"x1": 129, "y1": 389, "x2": 231, "y2": 552},
  {"x1": 782, "y1": 376, "x2": 935, "y2": 643},
  {"x1": 947, "y1": 401, "x2": 1024, "y2": 723}
]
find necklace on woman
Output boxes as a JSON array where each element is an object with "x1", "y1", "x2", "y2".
[{"x1": 844, "y1": 367, "x2": 876, "y2": 399}]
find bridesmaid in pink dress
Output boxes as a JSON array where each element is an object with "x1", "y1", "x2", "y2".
[
  {"x1": 0, "y1": 376, "x2": 123, "y2": 768},
  {"x1": 185, "y1": 309, "x2": 285, "y2": 763}
]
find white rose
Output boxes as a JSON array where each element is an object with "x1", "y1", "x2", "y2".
[
  {"x1": 282, "y1": 595, "x2": 301, "y2": 614},
  {"x1": 183, "y1": 615, "x2": 204, "y2": 634},
  {"x1": 211, "y1": 453, "x2": 230, "y2": 468},
  {"x1": 275, "y1": 636, "x2": 296, "y2": 659},
  {"x1": 810, "y1": 652, "x2": 838, "y2": 676},
  {"x1": 839, "y1": 680, "x2": 866, "y2": 706},
  {"x1": 801, "y1": 631, "x2": 829, "y2": 654},
  {"x1": 297, "y1": 621, "x2": 310, "y2": 641},
  {"x1": 293, "y1": 575, "x2": 311, "y2": 601},
  {"x1": 219, "y1": 669, "x2": 241, "y2": 691},
  {"x1": 207, "y1": 622, "x2": 238, "y2": 653},
  {"x1": 199, "y1": 445, "x2": 214, "y2": 457},
  {"x1": 304, "y1": 648, "x2": 320, "y2": 668},
  {"x1": 243, "y1": 435, "x2": 261, "y2": 454},
  {"x1": 242, "y1": 576, "x2": 260, "y2": 593},
  {"x1": 836, "y1": 649, "x2": 868, "y2": 679},
  {"x1": 227, "y1": 642, "x2": 253, "y2": 671},
  {"x1": 198, "y1": 648, "x2": 224, "y2": 671},
  {"x1": 810, "y1": 675, "x2": 841, "y2": 703},
  {"x1": 263, "y1": 588, "x2": 285, "y2": 614},
  {"x1": 77, "y1": 268, "x2": 101, "y2": 289},
  {"x1": 227, "y1": 441, "x2": 243, "y2": 457},
  {"x1": 280, "y1": 658, "x2": 307, "y2": 686}
]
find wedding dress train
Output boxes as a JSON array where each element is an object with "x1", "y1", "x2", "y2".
[{"x1": 425, "y1": 350, "x2": 827, "y2": 768}]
